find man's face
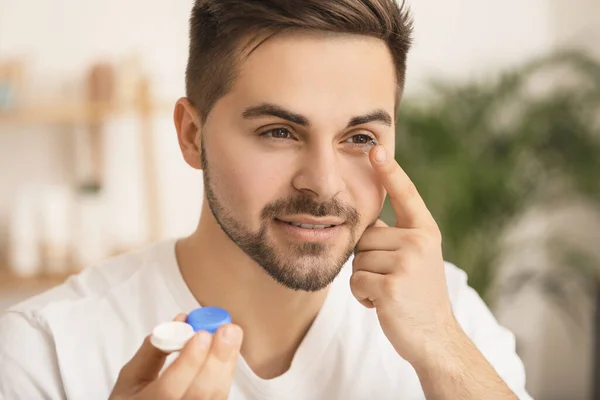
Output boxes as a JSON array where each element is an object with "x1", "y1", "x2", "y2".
[{"x1": 200, "y1": 31, "x2": 397, "y2": 291}]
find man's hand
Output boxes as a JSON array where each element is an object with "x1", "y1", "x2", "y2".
[
  {"x1": 109, "y1": 314, "x2": 243, "y2": 400},
  {"x1": 351, "y1": 145, "x2": 454, "y2": 365},
  {"x1": 351, "y1": 146, "x2": 517, "y2": 399}
]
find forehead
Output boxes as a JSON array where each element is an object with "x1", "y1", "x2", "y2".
[{"x1": 222, "y1": 30, "x2": 397, "y2": 124}]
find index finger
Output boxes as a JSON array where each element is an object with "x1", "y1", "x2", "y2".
[
  {"x1": 369, "y1": 145, "x2": 436, "y2": 229},
  {"x1": 150, "y1": 331, "x2": 213, "y2": 399},
  {"x1": 183, "y1": 324, "x2": 243, "y2": 399}
]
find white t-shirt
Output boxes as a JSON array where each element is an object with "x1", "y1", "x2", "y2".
[{"x1": 0, "y1": 239, "x2": 532, "y2": 400}]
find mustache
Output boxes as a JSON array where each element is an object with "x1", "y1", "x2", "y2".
[{"x1": 261, "y1": 195, "x2": 360, "y2": 225}]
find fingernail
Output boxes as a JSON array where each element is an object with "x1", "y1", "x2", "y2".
[
  {"x1": 374, "y1": 146, "x2": 387, "y2": 163},
  {"x1": 222, "y1": 325, "x2": 242, "y2": 345},
  {"x1": 195, "y1": 331, "x2": 211, "y2": 350}
]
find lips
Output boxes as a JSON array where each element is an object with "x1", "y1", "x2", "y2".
[
  {"x1": 281, "y1": 221, "x2": 335, "y2": 229},
  {"x1": 274, "y1": 218, "x2": 343, "y2": 242},
  {"x1": 275, "y1": 216, "x2": 344, "y2": 230}
]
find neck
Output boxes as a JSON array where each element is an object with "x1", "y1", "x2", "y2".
[{"x1": 176, "y1": 203, "x2": 330, "y2": 378}]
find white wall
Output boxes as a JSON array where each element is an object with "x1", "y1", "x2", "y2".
[{"x1": 405, "y1": 0, "x2": 554, "y2": 93}]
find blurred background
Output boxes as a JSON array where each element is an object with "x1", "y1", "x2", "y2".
[{"x1": 0, "y1": 1, "x2": 598, "y2": 399}]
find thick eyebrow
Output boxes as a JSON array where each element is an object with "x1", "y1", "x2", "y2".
[
  {"x1": 242, "y1": 103, "x2": 393, "y2": 129},
  {"x1": 346, "y1": 109, "x2": 392, "y2": 128},
  {"x1": 242, "y1": 103, "x2": 310, "y2": 126}
]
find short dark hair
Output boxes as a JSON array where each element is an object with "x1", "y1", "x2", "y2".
[{"x1": 186, "y1": 0, "x2": 413, "y2": 121}]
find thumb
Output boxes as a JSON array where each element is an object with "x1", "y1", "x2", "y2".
[
  {"x1": 118, "y1": 335, "x2": 169, "y2": 386},
  {"x1": 117, "y1": 313, "x2": 187, "y2": 387}
]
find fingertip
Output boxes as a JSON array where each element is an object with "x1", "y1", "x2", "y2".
[
  {"x1": 371, "y1": 145, "x2": 388, "y2": 164},
  {"x1": 177, "y1": 330, "x2": 212, "y2": 360},
  {"x1": 218, "y1": 324, "x2": 244, "y2": 346},
  {"x1": 193, "y1": 330, "x2": 213, "y2": 351}
]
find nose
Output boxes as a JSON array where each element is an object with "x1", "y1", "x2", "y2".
[{"x1": 291, "y1": 145, "x2": 346, "y2": 201}]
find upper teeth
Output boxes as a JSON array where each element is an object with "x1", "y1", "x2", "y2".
[{"x1": 286, "y1": 221, "x2": 334, "y2": 229}]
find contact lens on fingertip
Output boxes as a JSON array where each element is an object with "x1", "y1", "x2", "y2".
[{"x1": 364, "y1": 139, "x2": 378, "y2": 155}]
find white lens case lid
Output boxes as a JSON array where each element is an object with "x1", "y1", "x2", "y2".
[{"x1": 150, "y1": 321, "x2": 195, "y2": 354}]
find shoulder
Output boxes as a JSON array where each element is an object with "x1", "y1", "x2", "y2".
[
  {"x1": 1, "y1": 239, "x2": 177, "y2": 348},
  {"x1": 0, "y1": 240, "x2": 177, "y2": 398},
  {"x1": 6, "y1": 239, "x2": 175, "y2": 316}
]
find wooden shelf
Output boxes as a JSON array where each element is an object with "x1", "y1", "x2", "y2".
[
  {"x1": 0, "y1": 100, "x2": 173, "y2": 126},
  {"x1": 0, "y1": 269, "x2": 74, "y2": 292}
]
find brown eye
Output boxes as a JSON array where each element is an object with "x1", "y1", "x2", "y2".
[
  {"x1": 351, "y1": 134, "x2": 373, "y2": 144},
  {"x1": 262, "y1": 128, "x2": 293, "y2": 139},
  {"x1": 346, "y1": 134, "x2": 377, "y2": 146}
]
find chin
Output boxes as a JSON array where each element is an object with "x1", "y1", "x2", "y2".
[{"x1": 259, "y1": 244, "x2": 353, "y2": 292}]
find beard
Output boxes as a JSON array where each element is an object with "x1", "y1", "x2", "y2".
[{"x1": 201, "y1": 144, "x2": 361, "y2": 292}]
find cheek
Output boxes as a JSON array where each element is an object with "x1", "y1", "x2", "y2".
[
  {"x1": 209, "y1": 144, "x2": 292, "y2": 222},
  {"x1": 341, "y1": 159, "x2": 386, "y2": 220}
]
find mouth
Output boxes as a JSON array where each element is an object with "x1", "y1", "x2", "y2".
[
  {"x1": 273, "y1": 217, "x2": 344, "y2": 242},
  {"x1": 277, "y1": 220, "x2": 336, "y2": 229},
  {"x1": 275, "y1": 216, "x2": 344, "y2": 230}
]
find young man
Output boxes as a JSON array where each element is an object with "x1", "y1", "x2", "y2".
[{"x1": 0, "y1": 1, "x2": 533, "y2": 399}]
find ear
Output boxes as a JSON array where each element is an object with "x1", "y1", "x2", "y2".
[{"x1": 174, "y1": 97, "x2": 203, "y2": 170}]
